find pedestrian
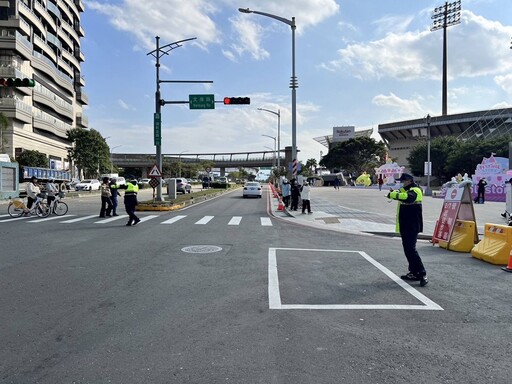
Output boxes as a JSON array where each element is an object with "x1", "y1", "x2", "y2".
[
  {"x1": 387, "y1": 173, "x2": 428, "y2": 287},
  {"x1": 301, "y1": 181, "x2": 312, "y2": 214},
  {"x1": 45, "y1": 177, "x2": 59, "y2": 206},
  {"x1": 120, "y1": 178, "x2": 140, "y2": 226},
  {"x1": 475, "y1": 177, "x2": 487, "y2": 204},
  {"x1": 290, "y1": 179, "x2": 301, "y2": 211},
  {"x1": 99, "y1": 177, "x2": 113, "y2": 217},
  {"x1": 333, "y1": 177, "x2": 340, "y2": 190},
  {"x1": 378, "y1": 174, "x2": 384, "y2": 191},
  {"x1": 25, "y1": 176, "x2": 41, "y2": 215},
  {"x1": 281, "y1": 179, "x2": 291, "y2": 208},
  {"x1": 109, "y1": 177, "x2": 121, "y2": 216}
]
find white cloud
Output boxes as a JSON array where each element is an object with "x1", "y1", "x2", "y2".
[
  {"x1": 495, "y1": 74, "x2": 512, "y2": 94},
  {"x1": 372, "y1": 93, "x2": 424, "y2": 116},
  {"x1": 117, "y1": 99, "x2": 133, "y2": 110},
  {"x1": 321, "y1": 10, "x2": 512, "y2": 81}
]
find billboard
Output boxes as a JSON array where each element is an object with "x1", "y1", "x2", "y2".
[{"x1": 332, "y1": 126, "x2": 355, "y2": 142}]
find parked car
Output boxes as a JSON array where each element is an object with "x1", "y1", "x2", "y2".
[
  {"x1": 139, "y1": 178, "x2": 151, "y2": 188},
  {"x1": 66, "y1": 178, "x2": 81, "y2": 190},
  {"x1": 75, "y1": 179, "x2": 101, "y2": 191},
  {"x1": 167, "y1": 178, "x2": 192, "y2": 194},
  {"x1": 243, "y1": 181, "x2": 262, "y2": 198}
]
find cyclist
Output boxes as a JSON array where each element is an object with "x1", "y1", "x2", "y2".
[
  {"x1": 45, "y1": 177, "x2": 59, "y2": 206},
  {"x1": 25, "y1": 176, "x2": 41, "y2": 216}
]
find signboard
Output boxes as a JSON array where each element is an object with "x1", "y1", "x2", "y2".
[
  {"x1": 149, "y1": 178, "x2": 160, "y2": 189},
  {"x1": 148, "y1": 164, "x2": 162, "y2": 178},
  {"x1": 154, "y1": 113, "x2": 161, "y2": 146},
  {"x1": 332, "y1": 126, "x2": 355, "y2": 143},
  {"x1": 433, "y1": 184, "x2": 478, "y2": 244},
  {"x1": 189, "y1": 94, "x2": 215, "y2": 110}
]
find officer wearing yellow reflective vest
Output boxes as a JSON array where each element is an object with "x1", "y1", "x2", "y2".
[
  {"x1": 120, "y1": 178, "x2": 141, "y2": 226},
  {"x1": 387, "y1": 173, "x2": 428, "y2": 287}
]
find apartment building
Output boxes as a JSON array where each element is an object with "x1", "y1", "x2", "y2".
[{"x1": 0, "y1": 0, "x2": 88, "y2": 170}]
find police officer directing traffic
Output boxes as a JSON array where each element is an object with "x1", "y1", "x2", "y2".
[
  {"x1": 387, "y1": 173, "x2": 428, "y2": 287},
  {"x1": 120, "y1": 178, "x2": 141, "y2": 226}
]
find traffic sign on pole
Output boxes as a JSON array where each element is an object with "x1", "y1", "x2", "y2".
[
  {"x1": 154, "y1": 113, "x2": 161, "y2": 146},
  {"x1": 189, "y1": 94, "x2": 215, "y2": 110}
]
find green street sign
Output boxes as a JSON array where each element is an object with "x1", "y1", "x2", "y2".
[
  {"x1": 189, "y1": 94, "x2": 215, "y2": 110},
  {"x1": 154, "y1": 113, "x2": 161, "y2": 146}
]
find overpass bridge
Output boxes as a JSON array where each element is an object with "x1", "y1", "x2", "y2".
[{"x1": 111, "y1": 147, "x2": 294, "y2": 177}]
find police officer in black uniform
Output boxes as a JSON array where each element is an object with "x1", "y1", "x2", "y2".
[{"x1": 387, "y1": 173, "x2": 428, "y2": 286}]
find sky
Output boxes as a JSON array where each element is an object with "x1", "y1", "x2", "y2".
[{"x1": 80, "y1": 0, "x2": 512, "y2": 168}]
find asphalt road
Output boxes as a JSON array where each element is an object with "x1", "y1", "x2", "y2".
[{"x1": 0, "y1": 186, "x2": 511, "y2": 383}]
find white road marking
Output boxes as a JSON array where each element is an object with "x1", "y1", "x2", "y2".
[
  {"x1": 195, "y1": 216, "x2": 214, "y2": 225},
  {"x1": 268, "y1": 247, "x2": 443, "y2": 311},
  {"x1": 161, "y1": 215, "x2": 187, "y2": 224},
  {"x1": 60, "y1": 215, "x2": 98, "y2": 223},
  {"x1": 228, "y1": 216, "x2": 242, "y2": 225},
  {"x1": 95, "y1": 215, "x2": 128, "y2": 224},
  {"x1": 27, "y1": 215, "x2": 76, "y2": 223},
  {"x1": 261, "y1": 217, "x2": 272, "y2": 226}
]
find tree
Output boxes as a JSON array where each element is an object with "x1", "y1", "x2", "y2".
[
  {"x1": 67, "y1": 128, "x2": 110, "y2": 178},
  {"x1": 0, "y1": 112, "x2": 9, "y2": 155},
  {"x1": 16, "y1": 150, "x2": 48, "y2": 167},
  {"x1": 319, "y1": 137, "x2": 387, "y2": 175},
  {"x1": 407, "y1": 135, "x2": 512, "y2": 185},
  {"x1": 305, "y1": 158, "x2": 317, "y2": 174}
]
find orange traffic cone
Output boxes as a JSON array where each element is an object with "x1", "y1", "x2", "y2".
[
  {"x1": 277, "y1": 198, "x2": 284, "y2": 211},
  {"x1": 502, "y1": 248, "x2": 512, "y2": 272}
]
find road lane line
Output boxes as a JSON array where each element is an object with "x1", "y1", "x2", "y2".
[
  {"x1": 261, "y1": 217, "x2": 272, "y2": 226},
  {"x1": 95, "y1": 215, "x2": 129, "y2": 224},
  {"x1": 27, "y1": 215, "x2": 76, "y2": 223},
  {"x1": 60, "y1": 215, "x2": 98, "y2": 223},
  {"x1": 161, "y1": 215, "x2": 186, "y2": 224},
  {"x1": 228, "y1": 216, "x2": 242, "y2": 225},
  {"x1": 195, "y1": 216, "x2": 214, "y2": 225}
]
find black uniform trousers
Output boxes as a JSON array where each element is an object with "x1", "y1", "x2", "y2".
[
  {"x1": 124, "y1": 194, "x2": 139, "y2": 224},
  {"x1": 400, "y1": 228, "x2": 426, "y2": 277}
]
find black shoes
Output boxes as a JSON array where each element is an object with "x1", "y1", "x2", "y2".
[
  {"x1": 133, "y1": 218, "x2": 141, "y2": 226},
  {"x1": 401, "y1": 272, "x2": 429, "y2": 286}
]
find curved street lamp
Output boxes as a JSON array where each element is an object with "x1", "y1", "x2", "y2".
[
  {"x1": 239, "y1": 7, "x2": 297, "y2": 177},
  {"x1": 258, "y1": 107, "x2": 281, "y2": 170},
  {"x1": 262, "y1": 135, "x2": 276, "y2": 168}
]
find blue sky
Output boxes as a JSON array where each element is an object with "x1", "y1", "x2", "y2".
[{"x1": 81, "y1": 0, "x2": 512, "y2": 165}]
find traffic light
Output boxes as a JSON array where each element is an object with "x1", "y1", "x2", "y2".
[
  {"x1": 223, "y1": 97, "x2": 250, "y2": 105},
  {"x1": 0, "y1": 78, "x2": 36, "y2": 87}
]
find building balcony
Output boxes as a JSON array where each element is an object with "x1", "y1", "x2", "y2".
[
  {"x1": 0, "y1": 97, "x2": 33, "y2": 123},
  {"x1": 34, "y1": 0, "x2": 57, "y2": 33},
  {"x1": 0, "y1": 30, "x2": 33, "y2": 60},
  {"x1": 76, "y1": 88, "x2": 88, "y2": 105},
  {"x1": 76, "y1": 112, "x2": 88, "y2": 128}
]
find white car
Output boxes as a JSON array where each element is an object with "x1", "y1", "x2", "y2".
[
  {"x1": 243, "y1": 181, "x2": 262, "y2": 198},
  {"x1": 75, "y1": 179, "x2": 101, "y2": 191}
]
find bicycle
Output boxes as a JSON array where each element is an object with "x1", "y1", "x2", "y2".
[
  {"x1": 7, "y1": 194, "x2": 50, "y2": 218},
  {"x1": 47, "y1": 191, "x2": 69, "y2": 216}
]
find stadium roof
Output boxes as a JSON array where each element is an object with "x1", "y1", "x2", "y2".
[{"x1": 313, "y1": 128, "x2": 374, "y2": 148}]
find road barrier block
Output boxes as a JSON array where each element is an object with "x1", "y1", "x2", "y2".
[
  {"x1": 471, "y1": 224, "x2": 511, "y2": 265},
  {"x1": 438, "y1": 220, "x2": 476, "y2": 253}
]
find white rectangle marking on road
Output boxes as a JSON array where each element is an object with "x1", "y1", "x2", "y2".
[
  {"x1": 28, "y1": 215, "x2": 76, "y2": 223},
  {"x1": 161, "y1": 215, "x2": 186, "y2": 224},
  {"x1": 261, "y1": 217, "x2": 272, "y2": 226},
  {"x1": 195, "y1": 216, "x2": 214, "y2": 225},
  {"x1": 228, "y1": 216, "x2": 242, "y2": 225},
  {"x1": 60, "y1": 215, "x2": 98, "y2": 223},
  {"x1": 268, "y1": 247, "x2": 443, "y2": 311},
  {"x1": 95, "y1": 215, "x2": 129, "y2": 223}
]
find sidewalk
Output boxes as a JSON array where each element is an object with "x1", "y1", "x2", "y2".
[{"x1": 269, "y1": 186, "x2": 507, "y2": 238}]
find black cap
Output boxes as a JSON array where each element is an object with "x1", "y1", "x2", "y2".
[{"x1": 396, "y1": 173, "x2": 414, "y2": 182}]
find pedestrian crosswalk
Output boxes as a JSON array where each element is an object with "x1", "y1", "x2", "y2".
[{"x1": 0, "y1": 213, "x2": 273, "y2": 227}]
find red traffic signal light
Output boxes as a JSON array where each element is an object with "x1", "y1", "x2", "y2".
[
  {"x1": 223, "y1": 97, "x2": 250, "y2": 105},
  {"x1": 0, "y1": 77, "x2": 35, "y2": 87}
]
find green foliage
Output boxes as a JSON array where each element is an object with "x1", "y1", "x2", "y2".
[
  {"x1": 0, "y1": 112, "x2": 8, "y2": 154},
  {"x1": 16, "y1": 150, "x2": 48, "y2": 167},
  {"x1": 407, "y1": 135, "x2": 512, "y2": 184},
  {"x1": 67, "y1": 128, "x2": 110, "y2": 178},
  {"x1": 319, "y1": 136, "x2": 387, "y2": 174}
]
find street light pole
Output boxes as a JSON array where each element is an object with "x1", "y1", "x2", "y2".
[
  {"x1": 147, "y1": 36, "x2": 196, "y2": 201},
  {"x1": 262, "y1": 134, "x2": 277, "y2": 169},
  {"x1": 425, "y1": 114, "x2": 432, "y2": 196},
  {"x1": 110, "y1": 145, "x2": 122, "y2": 175},
  {"x1": 431, "y1": 1, "x2": 461, "y2": 116},
  {"x1": 178, "y1": 150, "x2": 189, "y2": 177},
  {"x1": 239, "y1": 8, "x2": 297, "y2": 177},
  {"x1": 257, "y1": 107, "x2": 281, "y2": 170}
]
